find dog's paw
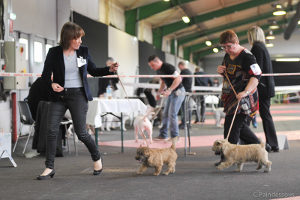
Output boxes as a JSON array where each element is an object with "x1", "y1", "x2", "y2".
[
  {"x1": 264, "y1": 168, "x2": 271, "y2": 173},
  {"x1": 162, "y1": 172, "x2": 169, "y2": 176},
  {"x1": 136, "y1": 171, "x2": 143, "y2": 175},
  {"x1": 217, "y1": 166, "x2": 224, "y2": 170},
  {"x1": 153, "y1": 173, "x2": 160, "y2": 176}
]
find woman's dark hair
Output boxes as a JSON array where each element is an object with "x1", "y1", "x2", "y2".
[
  {"x1": 219, "y1": 30, "x2": 239, "y2": 44},
  {"x1": 59, "y1": 22, "x2": 85, "y2": 50}
]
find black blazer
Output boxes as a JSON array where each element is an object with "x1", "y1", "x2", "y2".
[
  {"x1": 41, "y1": 45, "x2": 113, "y2": 101},
  {"x1": 251, "y1": 42, "x2": 275, "y2": 99}
]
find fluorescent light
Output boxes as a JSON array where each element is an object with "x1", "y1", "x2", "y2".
[
  {"x1": 273, "y1": 10, "x2": 286, "y2": 16},
  {"x1": 266, "y1": 31, "x2": 275, "y2": 40},
  {"x1": 205, "y1": 41, "x2": 212, "y2": 46},
  {"x1": 298, "y1": 20, "x2": 300, "y2": 25},
  {"x1": 182, "y1": 16, "x2": 190, "y2": 23},
  {"x1": 163, "y1": 0, "x2": 170, "y2": 1},
  {"x1": 266, "y1": 43, "x2": 274, "y2": 48},
  {"x1": 275, "y1": 58, "x2": 300, "y2": 62},
  {"x1": 269, "y1": 25, "x2": 279, "y2": 29},
  {"x1": 213, "y1": 48, "x2": 219, "y2": 53},
  {"x1": 266, "y1": 35, "x2": 275, "y2": 40}
]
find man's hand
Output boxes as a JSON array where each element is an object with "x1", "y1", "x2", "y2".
[
  {"x1": 161, "y1": 88, "x2": 172, "y2": 97},
  {"x1": 52, "y1": 83, "x2": 64, "y2": 92},
  {"x1": 109, "y1": 62, "x2": 119, "y2": 73},
  {"x1": 217, "y1": 65, "x2": 226, "y2": 74}
]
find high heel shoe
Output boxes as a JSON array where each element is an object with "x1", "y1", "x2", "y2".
[
  {"x1": 93, "y1": 168, "x2": 103, "y2": 175},
  {"x1": 37, "y1": 169, "x2": 55, "y2": 180},
  {"x1": 93, "y1": 159, "x2": 103, "y2": 175}
]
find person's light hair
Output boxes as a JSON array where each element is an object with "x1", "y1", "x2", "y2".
[{"x1": 247, "y1": 26, "x2": 266, "y2": 45}]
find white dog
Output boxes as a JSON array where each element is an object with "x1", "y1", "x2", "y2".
[{"x1": 133, "y1": 110, "x2": 154, "y2": 144}]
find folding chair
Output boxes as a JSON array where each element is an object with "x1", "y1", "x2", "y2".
[
  {"x1": 60, "y1": 119, "x2": 77, "y2": 156},
  {"x1": 13, "y1": 101, "x2": 35, "y2": 154}
]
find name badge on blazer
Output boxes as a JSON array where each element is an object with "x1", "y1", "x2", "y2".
[{"x1": 77, "y1": 56, "x2": 87, "y2": 67}]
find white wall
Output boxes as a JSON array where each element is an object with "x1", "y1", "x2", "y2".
[
  {"x1": 165, "y1": 53, "x2": 197, "y2": 73},
  {"x1": 138, "y1": 21, "x2": 153, "y2": 44},
  {"x1": 109, "y1": 2, "x2": 125, "y2": 31},
  {"x1": 108, "y1": 26, "x2": 139, "y2": 97},
  {"x1": 268, "y1": 31, "x2": 300, "y2": 57},
  {"x1": 12, "y1": 0, "x2": 57, "y2": 40},
  {"x1": 71, "y1": 0, "x2": 99, "y2": 21}
]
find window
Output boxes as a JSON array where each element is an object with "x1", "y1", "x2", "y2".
[
  {"x1": 45, "y1": 44, "x2": 53, "y2": 55},
  {"x1": 34, "y1": 41, "x2": 43, "y2": 63},
  {"x1": 19, "y1": 38, "x2": 28, "y2": 60}
]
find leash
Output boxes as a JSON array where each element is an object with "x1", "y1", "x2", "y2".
[
  {"x1": 223, "y1": 72, "x2": 241, "y2": 141},
  {"x1": 151, "y1": 95, "x2": 165, "y2": 121},
  {"x1": 116, "y1": 72, "x2": 149, "y2": 146}
]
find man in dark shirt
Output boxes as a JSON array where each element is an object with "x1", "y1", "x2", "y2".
[
  {"x1": 194, "y1": 67, "x2": 213, "y2": 123},
  {"x1": 148, "y1": 55, "x2": 185, "y2": 140},
  {"x1": 98, "y1": 57, "x2": 119, "y2": 97},
  {"x1": 178, "y1": 61, "x2": 192, "y2": 129}
]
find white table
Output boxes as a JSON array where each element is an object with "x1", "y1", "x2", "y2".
[{"x1": 87, "y1": 98, "x2": 147, "y2": 152}]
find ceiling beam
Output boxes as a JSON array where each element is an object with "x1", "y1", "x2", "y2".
[
  {"x1": 125, "y1": 0, "x2": 196, "y2": 36},
  {"x1": 178, "y1": 11, "x2": 274, "y2": 47},
  {"x1": 152, "y1": 0, "x2": 277, "y2": 49},
  {"x1": 186, "y1": 18, "x2": 288, "y2": 55},
  {"x1": 194, "y1": 28, "x2": 286, "y2": 60},
  {"x1": 162, "y1": 0, "x2": 276, "y2": 36}
]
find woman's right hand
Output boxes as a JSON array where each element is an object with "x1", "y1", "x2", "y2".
[
  {"x1": 217, "y1": 65, "x2": 226, "y2": 74},
  {"x1": 52, "y1": 83, "x2": 64, "y2": 92}
]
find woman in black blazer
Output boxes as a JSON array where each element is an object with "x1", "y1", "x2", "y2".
[
  {"x1": 248, "y1": 26, "x2": 279, "y2": 152},
  {"x1": 37, "y1": 22, "x2": 118, "y2": 180}
]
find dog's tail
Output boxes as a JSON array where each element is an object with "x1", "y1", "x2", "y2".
[{"x1": 142, "y1": 111, "x2": 155, "y2": 121}]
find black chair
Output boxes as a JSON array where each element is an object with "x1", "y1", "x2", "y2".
[{"x1": 13, "y1": 101, "x2": 35, "y2": 154}]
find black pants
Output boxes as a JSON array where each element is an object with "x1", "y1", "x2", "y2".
[
  {"x1": 224, "y1": 114, "x2": 260, "y2": 144},
  {"x1": 180, "y1": 96, "x2": 192, "y2": 126},
  {"x1": 259, "y1": 97, "x2": 278, "y2": 148},
  {"x1": 45, "y1": 88, "x2": 100, "y2": 169},
  {"x1": 195, "y1": 95, "x2": 205, "y2": 122}
]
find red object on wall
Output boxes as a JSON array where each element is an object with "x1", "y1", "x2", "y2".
[
  {"x1": 11, "y1": 92, "x2": 17, "y2": 143},
  {"x1": 9, "y1": 19, "x2": 13, "y2": 33}
]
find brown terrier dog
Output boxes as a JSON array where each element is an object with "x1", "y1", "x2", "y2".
[
  {"x1": 135, "y1": 138, "x2": 178, "y2": 176},
  {"x1": 212, "y1": 139, "x2": 272, "y2": 172}
]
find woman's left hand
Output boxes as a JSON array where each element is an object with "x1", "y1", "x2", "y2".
[{"x1": 109, "y1": 62, "x2": 119, "y2": 73}]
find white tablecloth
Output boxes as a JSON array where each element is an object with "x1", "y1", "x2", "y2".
[{"x1": 86, "y1": 98, "x2": 147, "y2": 128}]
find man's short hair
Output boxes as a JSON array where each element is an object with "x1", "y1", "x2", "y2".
[
  {"x1": 107, "y1": 57, "x2": 115, "y2": 63},
  {"x1": 148, "y1": 55, "x2": 158, "y2": 62},
  {"x1": 178, "y1": 61, "x2": 185, "y2": 66}
]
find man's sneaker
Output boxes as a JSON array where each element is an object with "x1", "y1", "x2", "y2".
[{"x1": 154, "y1": 136, "x2": 168, "y2": 141}]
